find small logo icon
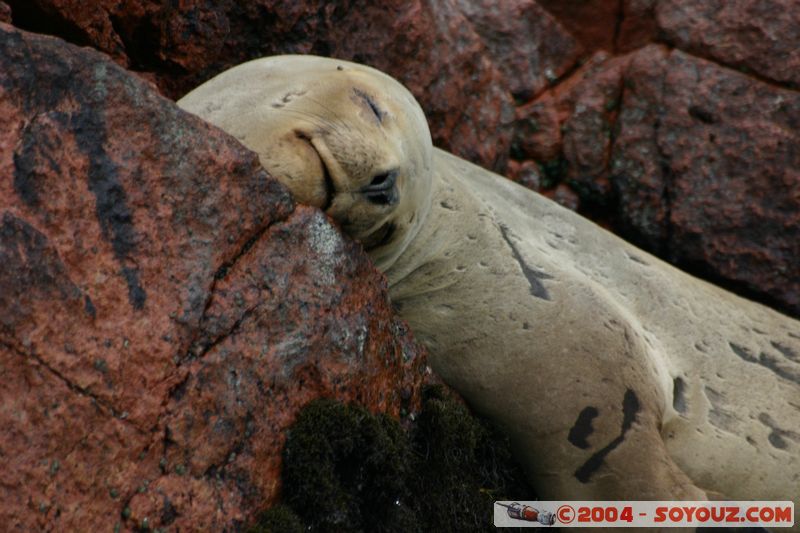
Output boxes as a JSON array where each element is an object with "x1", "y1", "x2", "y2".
[
  {"x1": 496, "y1": 502, "x2": 556, "y2": 525},
  {"x1": 557, "y1": 504, "x2": 576, "y2": 524}
]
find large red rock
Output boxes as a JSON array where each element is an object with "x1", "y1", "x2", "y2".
[
  {"x1": 0, "y1": 23, "x2": 425, "y2": 531},
  {"x1": 657, "y1": 0, "x2": 800, "y2": 87},
  {"x1": 612, "y1": 46, "x2": 800, "y2": 316},
  {"x1": 659, "y1": 50, "x2": 800, "y2": 315},
  {"x1": 454, "y1": 0, "x2": 581, "y2": 101}
]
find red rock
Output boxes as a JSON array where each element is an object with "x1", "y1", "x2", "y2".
[
  {"x1": 538, "y1": 0, "x2": 619, "y2": 52},
  {"x1": 512, "y1": 51, "x2": 629, "y2": 215},
  {"x1": 558, "y1": 54, "x2": 628, "y2": 189},
  {"x1": 657, "y1": 0, "x2": 800, "y2": 87},
  {"x1": 618, "y1": 0, "x2": 659, "y2": 52},
  {"x1": 610, "y1": 45, "x2": 672, "y2": 250},
  {"x1": 538, "y1": 0, "x2": 659, "y2": 54},
  {"x1": 659, "y1": 50, "x2": 800, "y2": 316},
  {"x1": 7, "y1": 0, "x2": 126, "y2": 61},
  {"x1": 454, "y1": 0, "x2": 581, "y2": 101},
  {"x1": 506, "y1": 159, "x2": 543, "y2": 191},
  {"x1": 512, "y1": 93, "x2": 562, "y2": 163},
  {"x1": 612, "y1": 46, "x2": 800, "y2": 316},
  {"x1": 511, "y1": 52, "x2": 620, "y2": 167},
  {"x1": 0, "y1": 23, "x2": 425, "y2": 531}
]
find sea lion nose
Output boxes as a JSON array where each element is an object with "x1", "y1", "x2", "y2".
[{"x1": 361, "y1": 170, "x2": 398, "y2": 205}]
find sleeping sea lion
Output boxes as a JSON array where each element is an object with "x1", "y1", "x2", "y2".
[{"x1": 178, "y1": 55, "x2": 800, "y2": 515}]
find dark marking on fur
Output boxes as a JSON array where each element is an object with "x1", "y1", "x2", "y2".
[
  {"x1": 672, "y1": 377, "x2": 688, "y2": 415},
  {"x1": 757, "y1": 351, "x2": 800, "y2": 385},
  {"x1": 768, "y1": 433, "x2": 788, "y2": 449},
  {"x1": 694, "y1": 342, "x2": 708, "y2": 353},
  {"x1": 272, "y1": 90, "x2": 307, "y2": 108},
  {"x1": 568, "y1": 406, "x2": 599, "y2": 449},
  {"x1": 729, "y1": 342, "x2": 754, "y2": 361},
  {"x1": 353, "y1": 88, "x2": 385, "y2": 123},
  {"x1": 575, "y1": 389, "x2": 640, "y2": 483},
  {"x1": 705, "y1": 386, "x2": 738, "y2": 433},
  {"x1": 626, "y1": 253, "x2": 649, "y2": 266},
  {"x1": 375, "y1": 223, "x2": 396, "y2": 249},
  {"x1": 758, "y1": 412, "x2": 800, "y2": 450},
  {"x1": 729, "y1": 342, "x2": 800, "y2": 385},
  {"x1": 497, "y1": 223, "x2": 552, "y2": 301},
  {"x1": 771, "y1": 341, "x2": 800, "y2": 363}
]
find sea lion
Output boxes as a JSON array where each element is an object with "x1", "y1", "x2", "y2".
[{"x1": 179, "y1": 56, "x2": 800, "y2": 512}]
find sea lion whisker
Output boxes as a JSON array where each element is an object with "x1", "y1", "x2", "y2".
[{"x1": 304, "y1": 94, "x2": 351, "y2": 124}]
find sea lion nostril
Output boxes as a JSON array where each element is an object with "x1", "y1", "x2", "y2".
[
  {"x1": 361, "y1": 170, "x2": 398, "y2": 205},
  {"x1": 369, "y1": 172, "x2": 392, "y2": 189}
]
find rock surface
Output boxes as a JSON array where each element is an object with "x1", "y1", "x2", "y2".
[
  {"x1": 537, "y1": 0, "x2": 621, "y2": 52},
  {"x1": 657, "y1": 0, "x2": 800, "y2": 88},
  {"x1": 0, "y1": 23, "x2": 425, "y2": 531},
  {"x1": 615, "y1": 46, "x2": 800, "y2": 314},
  {"x1": 454, "y1": 0, "x2": 581, "y2": 102}
]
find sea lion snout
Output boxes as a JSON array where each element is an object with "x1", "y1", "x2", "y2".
[{"x1": 360, "y1": 170, "x2": 399, "y2": 205}]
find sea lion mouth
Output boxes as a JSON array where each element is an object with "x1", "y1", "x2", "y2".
[{"x1": 360, "y1": 170, "x2": 398, "y2": 206}]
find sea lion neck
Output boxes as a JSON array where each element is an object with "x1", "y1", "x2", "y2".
[{"x1": 381, "y1": 149, "x2": 489, "y2": 296}]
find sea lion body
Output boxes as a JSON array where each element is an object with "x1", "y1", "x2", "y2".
[
  {"x1": 178, "y1": 56, "x2": 800, "y2": 513},
  {"x1": 395, "y1": 149, "x2": 800, "y2": 504}
]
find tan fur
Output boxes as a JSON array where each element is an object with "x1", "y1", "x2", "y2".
[{"x1": 179, "y1": 56, "x2": 800, "y2": 522}]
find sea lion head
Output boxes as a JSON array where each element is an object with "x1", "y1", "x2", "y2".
[{"x1": 178, "y1": 55, "x2": 434, "y2": 270}]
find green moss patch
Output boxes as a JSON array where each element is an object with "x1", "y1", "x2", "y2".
[{"x1": 251, "y1": 386, "x2": 535, "y2": 532}]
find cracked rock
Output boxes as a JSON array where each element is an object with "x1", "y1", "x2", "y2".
[
  {"x1": 658, "y1": 0, "x2": 800, "y2": 88},
  {"x1": 0, "y1": 23, "x2": 425, "y2": 531}
]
